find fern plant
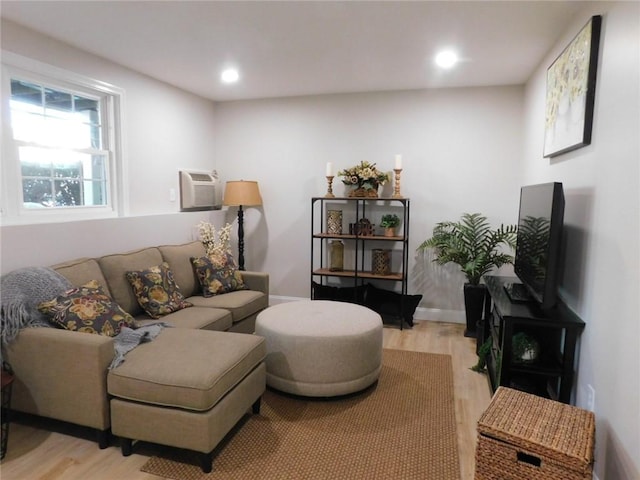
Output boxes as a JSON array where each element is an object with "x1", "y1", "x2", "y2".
[
  {"x1": 418, "y1": 213, "x2": 517, "y2": 285},
  {"x1": 471, "y1": 337, "x2": 492, "y2": 372}
]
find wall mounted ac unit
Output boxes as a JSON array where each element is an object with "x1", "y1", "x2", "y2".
[{"x1": 179, "y1": 170, "x2": 221, "y2": 211}]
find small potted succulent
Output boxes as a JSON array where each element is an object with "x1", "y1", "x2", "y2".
[
  {"x1": 380, "y1": 214, "x2": 401, "y2": 237},
  {"x1": 512, "y1": 332, "x2": 541, "y2": 364}
]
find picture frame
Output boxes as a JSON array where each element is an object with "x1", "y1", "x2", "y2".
[{"x1": 543, "y1": 15, "x2": 602, "y2": 158}]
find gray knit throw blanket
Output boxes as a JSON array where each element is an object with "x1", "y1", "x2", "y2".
[
  {"x1": 109, "y1": 322, "x2": 170, "y2": 370},
  {"x1": 1, "y1": 266, "x2": 170, "y2": 369},
  {"x1": 1, "y1": 266, "x2": 73, "y2": 361}
]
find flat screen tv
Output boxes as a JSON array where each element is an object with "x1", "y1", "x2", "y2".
[{"x1": 506, "y1": 182, "x2": 565, "y2": 310}]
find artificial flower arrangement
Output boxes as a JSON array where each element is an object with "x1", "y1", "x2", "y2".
[
  {"x1": 197, "y1": 221, "x2": 233, "y2": 257},
  {"x1": 337, "y1": 161, "x2": 390, "y2": 196},
  {"x1": 196, "y1": 221, "x2": 246, "y2": 295}
]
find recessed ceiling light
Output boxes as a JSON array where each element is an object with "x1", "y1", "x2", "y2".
[
  {"x1": 221, "y1": 68, "x2": 240, "y2": 84},
  {"x1": 435, "y1": 50, "x2": 459, "y2": 69}
]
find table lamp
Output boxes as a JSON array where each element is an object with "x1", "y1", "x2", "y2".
[{"x1": 223, "y1": 180, "x2": 263, "y2": 270}]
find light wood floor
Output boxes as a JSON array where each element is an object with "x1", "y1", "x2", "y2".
[{"x1": 0, "y1": 321, "x2": 492, "y2": 480}]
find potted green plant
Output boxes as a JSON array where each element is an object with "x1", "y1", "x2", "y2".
[
  {"x1": 512, "y1": 332, "x2": 540, "y2": 364},
  {"x1": 418, "y1": 213, "x2": 517, "y2": 338},
  {"x1": 379, "y1": 214, "x2": 401, "y2": 237},
  {"x1": 471, "y1": 337, "x2": 492, "y2": 372}
]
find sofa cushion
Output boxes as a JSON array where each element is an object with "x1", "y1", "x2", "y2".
[
  {"x1": 53, "y1": 258, "x2": 112, "y2": 296},
  {"x1": 158, "y1": 242, "x2": 206, "y2": 298},
  {"x1": 125, "y1": 262, "x2": 192, "y2": 319},
  {"x1": 98, "y1": 247, "x2": 164, "y2": 316},
  {"x1": 107, "y1": 328, "x2": 266, "y2": 411},
  {"x1": 191, "y1": 253, "x2": 247, "y2": 297},
  {"x1": 134, "y1": 306, "x2": 232, "y2": 331},
  {"x1": 187, "y1": 290, "x2": 267, "y2": 323},
  {"x1": 38, "y1": 280, "x2": 135, "y2": 336}
]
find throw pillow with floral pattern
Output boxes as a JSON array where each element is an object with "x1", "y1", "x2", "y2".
[
  {"x1": 38, "y1": 280, "x2": 135, "y2": 336},
  {"x1": 191, "y1": 252, "x2": 247, "y2": 297},
  {"x1": 125, "y1": 262, "x2": 192, "y2": 318}
]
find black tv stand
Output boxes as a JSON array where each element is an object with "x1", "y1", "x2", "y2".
[
  {"x1": 503, "y1": 282, "x2": 532, "y2": 303},
  {"x1": 481, "y1": 275, "x2": 585, "y2": 404}
]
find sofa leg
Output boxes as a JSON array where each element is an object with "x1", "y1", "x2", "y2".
[
  {"x1": 121, "y1": 438, "x2": 133, "y2": 457},
  {"x1": 252, "y1": 397, "x2": 261, "y2": 414},
  {"x1": 97, "y1": 429, "x2": 110, "y2": 449},
  {"x1": 199, "y1": 451, "x2": 213, "y2": 473}
]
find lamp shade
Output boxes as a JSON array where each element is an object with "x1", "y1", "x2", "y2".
[{"x1": 223, "y1": 180, "x2": 263, "y2": 207}]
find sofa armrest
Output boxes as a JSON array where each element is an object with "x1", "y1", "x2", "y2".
[
  {"x1": 240, "y1": 271, "x2": 269, "y2": 296},
  {"x1": 5, "y1": 327, "x2": 115, "y2": 430}
]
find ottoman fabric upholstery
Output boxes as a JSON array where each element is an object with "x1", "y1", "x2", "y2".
[
  {"x1": 256, "y1": 300, "x2": 383, "y2": 397},
  {"x1": 110, "y1": 363, "x2": 266, "y2": 454},
  {"x1": 108, "y1": 328, "x2": 267, "y2": 468},
  {"x1": 107, "y1": 329, "x2": 266, "y2": 411}
]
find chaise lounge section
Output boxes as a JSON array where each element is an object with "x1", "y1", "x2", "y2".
[{"x1": 109, "y1": 328, "x2": 266, "y2": 472}]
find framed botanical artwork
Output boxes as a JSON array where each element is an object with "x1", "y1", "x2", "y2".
[{"x1": 543, "y1": 15, "x2": 602, "y2": 158}]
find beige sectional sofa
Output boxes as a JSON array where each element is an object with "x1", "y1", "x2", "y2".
[{"x1": 5, "y1": 241, "x2": 269, "y2": 471}]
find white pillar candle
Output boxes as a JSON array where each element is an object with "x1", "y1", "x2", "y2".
[
  {"x1": 394, "y1": 154, "x2": 402, "y2": 170},
  {"x1": 326, "y1": 162, "x2": 333, "y2": 176}
]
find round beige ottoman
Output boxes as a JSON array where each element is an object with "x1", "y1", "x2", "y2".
[{"x1": 255, "y1": 300, "x2": 383, "y2": 397}]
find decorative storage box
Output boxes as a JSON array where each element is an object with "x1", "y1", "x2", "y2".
[
  {"x1": 326, "y1": 210, "x2": 342, "y2": 234},
  {"x1": 475, "y1": 387, "x2": 595, "y2": 480},
  {"x1": 371, "y1": 249, "x2": 391, "y2": 275}
]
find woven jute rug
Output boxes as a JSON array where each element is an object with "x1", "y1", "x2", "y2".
[{"x1": 140, "y1": 349, "x2": 460, "y2": 479}]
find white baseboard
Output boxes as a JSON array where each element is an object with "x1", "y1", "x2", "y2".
[
  {"x1": 413, "y1": 307, "x2": 465, "y2": 324},
  {"x1": 268, "y1": 295, "x2": 302, "y2": 305},
  {"x1": 268, "y1": 296, "x2": 465, "y2": 325}
]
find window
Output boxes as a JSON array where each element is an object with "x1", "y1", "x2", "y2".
[
  {"x1": 1, "y1": 54, "x2": 126, "y2": 224},
  {"x1": 11, "y1": 80, "x2": 108, "y2": 208}
]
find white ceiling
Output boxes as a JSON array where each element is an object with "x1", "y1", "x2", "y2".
[{"x1": 1, "y1": 1, "x2": 588, "y2": 102}]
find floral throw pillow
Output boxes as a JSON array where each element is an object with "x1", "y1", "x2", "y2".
[
  {"x1": 191, "y1": 252, "x2": 247, "y2": 297},
  {"x1": 125, "y1": 262, "x2": 192, "y2": 319},
  {"x1": 38, "y1": 280, "x2": 135, "y2": 337}
]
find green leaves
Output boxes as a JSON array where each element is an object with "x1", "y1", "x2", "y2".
[
  {"x1": 380, "y1": 214, "x2": 400, "y2": 228},
  {"x1": 418, "y1": 213, "x2": 517, "y2": 285}
]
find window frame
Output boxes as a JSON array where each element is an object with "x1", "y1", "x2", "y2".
[{"x1": 1, "y1": 52, "x2": 128, "y2": 225}]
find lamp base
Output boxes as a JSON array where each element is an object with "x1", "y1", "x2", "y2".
[{"x1": 237, "y1": 205, "x2": 245, "y2": 271}]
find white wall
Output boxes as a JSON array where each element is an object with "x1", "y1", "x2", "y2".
[
  {"x1": 212, "y1": 87, "x2": 524, "y2": 320},
  {"x1": 522, "y1": 3, "x2": 639, "y2": 478},
  {"x1": 0, "y1": 20, "x2": 225, "y2": 274}
]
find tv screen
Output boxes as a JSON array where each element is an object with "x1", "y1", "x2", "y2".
[{"x1": 512, "y1": 182, "x2": 565, "y2": 310}]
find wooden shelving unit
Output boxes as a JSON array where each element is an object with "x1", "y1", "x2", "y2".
[{"x1": 310, "y1": 196, "x2": 410, "y2": 327}]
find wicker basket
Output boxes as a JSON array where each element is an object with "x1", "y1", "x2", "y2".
[
  {"x1": 348, "y1": 187, "x2": 378, "y2": 198},
  {"x1": 475, "y1": 387, "x2": 595, "y2": 480}
]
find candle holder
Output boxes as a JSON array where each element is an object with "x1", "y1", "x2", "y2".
[
  {"x1": 392, "y1": 169, "x2": 403, "y2": 198},
  {"x1": 325, "y1": 176, "x2": 336, "y2": 198}
]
